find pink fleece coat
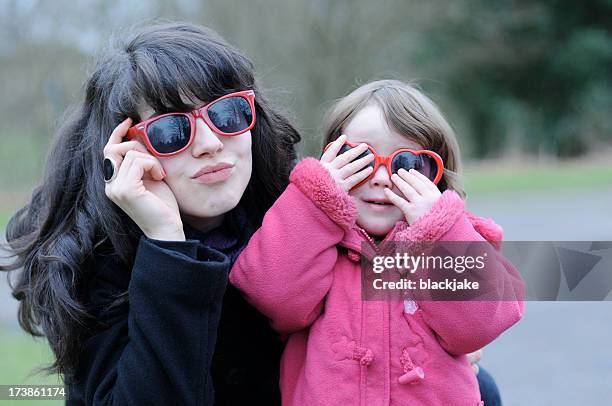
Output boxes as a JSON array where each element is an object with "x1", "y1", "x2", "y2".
[{"x1": 230, "y1": 158, "x2": 525, "y2": 406}]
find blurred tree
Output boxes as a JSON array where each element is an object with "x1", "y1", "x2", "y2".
[
  {"x1": 413, "y1": 0, "x2": 612, "y2": 158},
  {"x1": 0, "y1": 0, "x2": 610, "y2": 162}
]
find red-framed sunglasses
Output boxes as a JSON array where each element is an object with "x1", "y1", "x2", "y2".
[
  {"x1": 324, "y1": 140, "x2": 444, "y2": 189},
  {"x1": 126, "y1": 90, "x2": 256, "y2": 157}
]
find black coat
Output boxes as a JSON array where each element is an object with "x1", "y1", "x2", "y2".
[{"x1": 66, "y1": 215, "x2": 283, "y2": 405}]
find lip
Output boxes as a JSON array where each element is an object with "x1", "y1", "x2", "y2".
[
  {"x1": 361, "y1": 197, "x2": 395, "y2": 212},
  {"x1": 363, "y1": 197, "x2": 392, "y2": 205},
  {"x1": 191, "y1": 162, "x2": 234, "y2": 184}
]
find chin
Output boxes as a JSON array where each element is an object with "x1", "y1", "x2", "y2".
[
  {"x1": 181, "y1": 193, "x2": 241, "y2": 219},
  {"x1": 356, "y1": 218, "x2": 396, "y2": 238}
]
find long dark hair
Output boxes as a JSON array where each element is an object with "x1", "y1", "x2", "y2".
[{"x1": 0, "y1": 22, "x2": 300, "y2": 376}]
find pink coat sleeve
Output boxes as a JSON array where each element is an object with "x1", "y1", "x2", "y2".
[
  {"x1": 229, "y1": 158, "x2": 358, "y2": 334},
  {"x1": 396, "y1": 190, "x2": 525, "y2": 355}
]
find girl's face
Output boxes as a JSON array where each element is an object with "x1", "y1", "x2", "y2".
[
  {"x1": 344, "y1": 104, "x2": 424, "y2": 237},
  {"x1": 137, "y1": 102, "x2": 252, "y2": 231}
]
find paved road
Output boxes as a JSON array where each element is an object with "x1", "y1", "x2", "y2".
[
  {"x1": 466, "y1": 186, "x2": 612, "y2": 241},
  {"x1": 1, "y1": 186, "x2": 610, "y2": 404},
  {"x1": 467, "y1": 186, "x2": 612, "y2": 405},
  {"x1": 481, "y1": 301, "x2": 612, "y2": 406}
]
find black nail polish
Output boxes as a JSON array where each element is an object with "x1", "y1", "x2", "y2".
[{"x1": 103, "y1": 158, "x2": 114, "y2": 181}]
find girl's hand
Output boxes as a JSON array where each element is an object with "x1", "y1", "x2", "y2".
[
  {"x1": 319, "y1": 134, "x2": 375, "y2": 192},
  {"x1": 467, "y1": 349, "x2": 483, "y2": 374},
  {"x1": 103, "y1": 118, "x2": 185, "y2": 241},
  {"x1": 384, "y1": 167, "x2": 442, "y2": 225}
]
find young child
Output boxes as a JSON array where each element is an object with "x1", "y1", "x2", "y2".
[{"x1": 230, "y1": 80, "x2": 524, "y2": 405}]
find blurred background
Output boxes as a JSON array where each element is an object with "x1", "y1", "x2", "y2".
[{"x1": 0, "y1": 0, "x2": 611, "y2": 405}]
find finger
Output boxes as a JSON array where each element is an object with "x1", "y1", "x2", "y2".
[
  {"x1": 119, "y1": 151, "x2": 165, "y2": 183},
  {"x1": 104, "y1": 146, "x2": 161, "y2": 187},
  {"x1": 106, "y1": 149, "x2": 150, "y2": 198},
  {"x1": 106, "y1": 118, "x2": 133, "y2": 146},
  {"x1": 123, "y1": 156, "x2": 165, "y2": 187},
  {"x1": 467, "y1": 350, "x2": 483, "y2": 364},
  {"x1": 108, "y1": 154, "x2": 149, "y2": 201},
  {"x1": 339, "y1": 153, "x2": 375, "y2": 179},
  {"x1": 320, "y1": 134, "x2": 347, "y2": 163},
  {"x1": 384, "y1": 187, "x2": 412, "y2": 216},
  {"x1": 409, "y1": 168, "x2": 439, "y2": 192},
  {"x1": 391, "y1": 173, "x2": 419, "y2": 202},
  {"x1": 343, "y1": 166, "x2": 373, "y2": 190},
  {"x1": 333, "y1": 142, "x2": 369, "y2": 169},
  {"x1": 397, "y1": 168, "x2": 429, "y2": 195},
  {"x1": 103, "y1": 140, "x2": 149, "y2": 166}
]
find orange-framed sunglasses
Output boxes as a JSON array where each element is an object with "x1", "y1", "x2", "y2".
[
  {"x1": 323, "y1": 140, "x2": 444, "y2": 189},
  {"x1": 126, "y1": 90, "x2": 256, "y2": 157}
]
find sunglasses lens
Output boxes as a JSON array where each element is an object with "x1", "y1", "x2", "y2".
[
  {"x1": 338, "y1": 144, "x2": 375, "y2": 168},
  {"x1": 207, "y1": 96, "x2": 253, "y2": 134},
  {"x1": 392, "y1": 152, "x2": 434, "y2": 180},
  {"x1": 147, "y1": 115, "x2": 191, "y2": 154}
]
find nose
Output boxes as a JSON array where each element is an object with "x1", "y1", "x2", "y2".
[
  {"x1": 369, "y1": 165, "x2": 392, "y2": 189},
  {"x1": 191, "y1": 118, "x2": 224, "y2": 157}
]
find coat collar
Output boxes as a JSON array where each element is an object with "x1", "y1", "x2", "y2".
[
  {"x1": 339, "y1": 221, "x2": 407, "y2": 253},
  {"x1": 339, "y1": 211, "x2": 502, "y2": 261}
]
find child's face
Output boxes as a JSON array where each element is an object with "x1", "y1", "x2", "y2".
[{"x1": 344, "y1": 104, "x2": 424, "y2": 237}]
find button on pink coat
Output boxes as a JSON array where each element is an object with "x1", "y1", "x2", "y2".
[{"x1": 230, "y1": 158, "x2": 525, "y2": 406}]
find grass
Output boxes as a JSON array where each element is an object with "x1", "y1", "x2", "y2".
[
  {"x1": 0, "y1": 328, "x2": 63, "y2": 405},
  {"x1": 463, "y1": 157, "x2": 612, "y2": 196}
]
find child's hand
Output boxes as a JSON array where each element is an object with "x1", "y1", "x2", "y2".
[
  {"x1": 384, "y1": 168, "x2": 442, "y2": 225},
  {"x1": 467, "y1": 349, "x2": 483, "y2": 374},
  {"x1": 320, "y1": 134, "x2": 375, "y2": 192}
]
